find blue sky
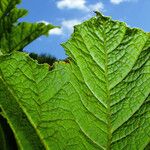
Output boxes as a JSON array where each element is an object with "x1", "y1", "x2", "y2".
[{"x1": 18, "y1": 0, "x2": 150, "y2": 59}]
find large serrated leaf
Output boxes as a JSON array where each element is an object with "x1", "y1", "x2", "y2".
[{"x1": 0, "y1": 12, "x2": 150, "y2": 149}]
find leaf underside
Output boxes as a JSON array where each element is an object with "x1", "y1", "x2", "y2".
[{"x1": 0, "y1": 1, "x2": 150, "y2": 150}]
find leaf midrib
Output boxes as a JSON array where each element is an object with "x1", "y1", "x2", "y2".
[{"x1": 102, "y1": 20, "x2": 112, "y2": 150}]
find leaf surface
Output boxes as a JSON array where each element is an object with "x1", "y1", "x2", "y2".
[
  {"x1": 0, "y1": 13, "x2": 150, "y2": 150},
  {"x1": 0, "y1": 0, "x2": 55, "y2": 54}
]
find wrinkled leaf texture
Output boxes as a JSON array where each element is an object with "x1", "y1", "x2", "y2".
[
  {"x1": 0, "y1": 0, "x2": 150, "y2": 150},
  {"x1": 0, "y1": 0, "x2": 54, "y2": 54}
]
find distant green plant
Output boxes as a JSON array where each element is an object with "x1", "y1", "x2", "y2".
[
  {"x1": 29, "y1": 53, "x2": 57, "y2": 66},
  {"x1": 0, "y1": 0, "x2": 150, "y2": 150}
]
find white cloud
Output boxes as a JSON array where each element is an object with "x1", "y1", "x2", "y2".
[
  {"x1": 38, "y1": 19, "x2": 81, "y2": 36},
  {"x1": 37, "y1": 20, "x2": 63, "y2": 35},
  {"x1": 50, "y1": 19, "x2": 81, "y2": 36},
  {"x1": 110, "y1": 0, "x2": 136, "y2": 5},
  {"x1": 57, "y1": 0, "x2": 86, "y2": 10},
  {"x1": 110, "y1": 0, "x2": 121, "y2": 4},
  {"x1": 56, "y1": 0, "x2": 104, "y2": 12},
  {"x1": 62, "y1": 19, "x2": 81, "y2": 32},
  {"x1": 88, "y1": 2, "x2": 104, "y2": 12},
  {"x1": 49, "y1": 28, "x2": 63, "y2": 35}
]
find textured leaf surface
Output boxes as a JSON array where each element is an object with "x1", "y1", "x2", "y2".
[
  {"x1": 0, "y1": 0, "x2": 55, "y2": 54},
  {"x1": 0, "y1": 0, "x2": 56, "y2": 149},
  {"x1": 0, "y1": 13, "x2": 150, "y2": 149}
]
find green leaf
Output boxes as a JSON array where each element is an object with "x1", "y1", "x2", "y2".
[
  {"x1": 0, "y1": 22, "x2": 54, "y2": 54},
  {"x1": 0, "y1": 0, "x2": 55, "y2": 54},
  {"x1": 0, "y1": 78, "x2": 46, "y2": 149},
  {"x1": 0, "y1": 0, "x2": 21, "y2": 18},
  {"x1": 0, "y1": 13, "x2": 150, "y2": 149},
  {"x1": 0, "y1": 8, "x2": 28, "y2": 35}
]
